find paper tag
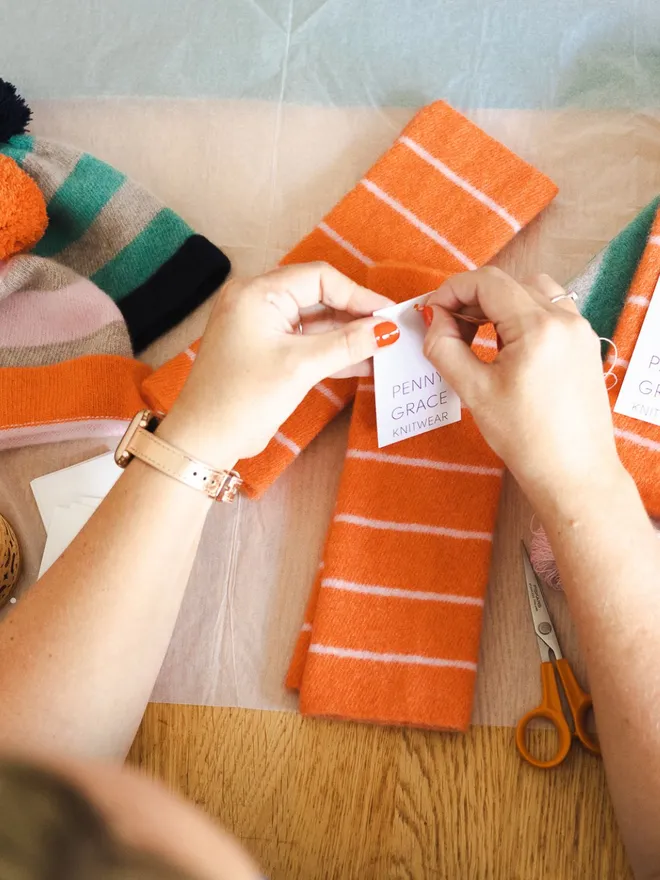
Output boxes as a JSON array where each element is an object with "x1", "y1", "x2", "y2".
[
  {"x1": 31, "y1": 451, "x2": 120, "y2": 531},
  {"x1": 38, "y1": 503, "x2": 97, "y2": 577},
  {"x1": 373, "y1": 294, "x2": 461, "y2": 447},
  {"x1": 614, "y1": 277, "x2": 660, "y2": 427}
]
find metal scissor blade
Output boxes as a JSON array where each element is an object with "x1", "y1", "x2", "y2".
[{"x1": 520, "y1": 542, "x2": 563, "y2": 663}]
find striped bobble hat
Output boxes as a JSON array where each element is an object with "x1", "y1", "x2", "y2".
[
  {"x1": 0, "y1": 128, "x2": 149, "y2": 447},
  {"x1": 0, "y1": 77, "x2": 230, "y2": 352}
]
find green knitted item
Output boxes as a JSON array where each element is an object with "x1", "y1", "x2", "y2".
[{"x1": 570, "y1": 197, "x2": 660, "y2": 343}]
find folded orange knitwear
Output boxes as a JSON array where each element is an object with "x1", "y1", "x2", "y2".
[
  {"x1": 608, "y1": 208, "x2": 660, "y2": 517},
  {"x1": 144, "y1": 102, "x2": 558, "y2": 730}
]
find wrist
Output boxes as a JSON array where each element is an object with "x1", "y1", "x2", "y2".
[
  {"x1": 155, "y1": 410, "x2": 240, "y2": 473},
  {"x1": 523, "y1": 458, "x2": 637, "y2": 526}
]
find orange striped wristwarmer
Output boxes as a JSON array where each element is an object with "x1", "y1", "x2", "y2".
[
  {"x1": 144, "y1": 102, "x2": 557, "y2": 497},
  {"x1": 608, "y1": 209, "x2": 660, "y2": 516},
  {"x1": 286, "y1": 265, "x2": 503, "y2": 730}
]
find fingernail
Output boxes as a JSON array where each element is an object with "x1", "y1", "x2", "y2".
[
  {"x1": 422, "y1": 306, "x2": 434, "y2": 328},
  {"x1": 374, "y1": 321, "x2": 399, "y2": 348}
]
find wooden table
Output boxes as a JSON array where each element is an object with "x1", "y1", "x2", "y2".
[{"x1": 129, "y1": 704, "x2": 631, "y2": 879}]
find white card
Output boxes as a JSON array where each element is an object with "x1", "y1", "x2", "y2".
[
  {"x1": 76, "y1": 496, "x2": 104, "y2": 511},
  {"x1": 614, "y1": 276, "x2": 660, "y2": 426},
  {"x1": 373, "y1": 294, "x2": 461, "y2": 447},
  {"x1": 38, "y1": 503, "x2": 97, "y2": 577},
  {"x1": 31, "y1": 451, "x2": 120, "y2": 532}
]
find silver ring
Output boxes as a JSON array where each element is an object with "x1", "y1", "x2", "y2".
[
  {"x1": 297, "y1": 319, "x2": 304, "y2": 335},
  {"x1": 550, "y1": 292, "x2": 578, "y2": 304}
]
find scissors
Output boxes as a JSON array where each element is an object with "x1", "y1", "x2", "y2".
[{"x1": 516, "y1": 543, "x2": 601, "y2": 768}]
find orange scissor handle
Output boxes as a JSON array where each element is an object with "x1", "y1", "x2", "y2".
[
  {"x1": 515, "y1": 662, "x2": 572, "y2": 769},
  {"x1": 555, "y1": 658, "x2": 601, "y2": 756}
]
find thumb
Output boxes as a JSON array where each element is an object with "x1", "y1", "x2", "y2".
[
  {"x1": 303, "y1": 316, "x2": 397, "y2": 382},
  {"x1": 423, "y1": 305, "x2": 489, "y2": 406}
]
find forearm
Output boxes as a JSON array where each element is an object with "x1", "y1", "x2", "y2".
[
  {"x1": 0, "y1": 438, "x2": 218, "y2": 761},
  {"x1": 533, "y1": 466, "x2": 660, "y2": 879},
  {"x1": 0, "y1": 265, "x2": 387, "y2": 764}
]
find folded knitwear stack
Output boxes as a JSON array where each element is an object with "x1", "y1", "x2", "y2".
[
  {"x1": 6, "y1": 79, "x2": 656, "y2": 731},
  {"x1": 0, "y1": 78, "x2": 230, "y2": 448}
]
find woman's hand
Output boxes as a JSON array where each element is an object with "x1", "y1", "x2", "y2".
[
  {"x1": 422, "y1": 268, "x2": 623, "y2": 509},
  {"x1": 159, "y1": 263, "x2": 398, "y2": 466}
]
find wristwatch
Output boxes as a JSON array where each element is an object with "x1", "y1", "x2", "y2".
[{"x1": 115, "y1": 410, "x2": 243, "y2": 503}]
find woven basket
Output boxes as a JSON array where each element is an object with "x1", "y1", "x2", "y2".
[{"x1": 0, "y1": 514, "x2": 20, "y2": 608}]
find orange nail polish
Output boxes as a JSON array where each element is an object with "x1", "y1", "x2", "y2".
[
  {"x1": 374, "y1": 321, "x2": 399, "y2": 347},
  {"x1": 422, "y1": 306, "x2": 434, "y2": 327}
]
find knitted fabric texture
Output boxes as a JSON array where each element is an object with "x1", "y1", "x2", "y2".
[
  {"x1": 0, "y1": 153, "x2": 47, "y2": 259},
  {"x1": 0, "y1": 134, "x2": 230, "y2": 352},
  {"x1": 569, "y1": 197, "x2": 660, "y2": 341},
  {"x1": 145, "y1": 101, "x2": 558, "y2": 730},
  {"x1": 145, "y1": 101, "x2": 558, "y2": 497},
  {"x1": 0, "y1": 253, "x2": 148, "y2": 448}
]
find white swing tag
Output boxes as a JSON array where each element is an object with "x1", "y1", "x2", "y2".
[{"x1": 373, "y1": 294, "x2": 461, "y2": 448}]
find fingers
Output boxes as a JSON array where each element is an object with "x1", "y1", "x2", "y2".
[
  {"x1": 526, "y1": 273, "x2": 579, "y2": 314},
  {"x1": 422, "y1": 300, "x2": 480, "y2": 347},
  {"x1": 425, "y1": 268, "x2": 577, "y2": 350},
  {"x1": 423, "y1": 305, "x2": 488, "y2": 405},
  {"x1": 331, "y1": 359, "x2": 373, "y2": 380},
  {"x1": 256, "y1": 262, "x2": 395, "y2": 316},
  {"x1": 427, "y1": 267, "x2": 542, "y2": 327},
  {"x1": 301, "y1": 315, "x2": 390, "y2": 383},
  {"x1": 300, "y1": 306, "x2": 356, "y2": 336}
]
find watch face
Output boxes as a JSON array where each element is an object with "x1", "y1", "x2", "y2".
[{"x1": 115, "y1": 410, "x2": 151, "y2": 468}]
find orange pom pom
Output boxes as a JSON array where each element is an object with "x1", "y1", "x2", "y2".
[{"x1": 0, "y1": 154, "x2": 47, "y2": 260}]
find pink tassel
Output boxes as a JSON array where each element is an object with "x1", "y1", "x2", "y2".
[{"x1": 529, "y1": 519, "x2": 564, "y2": 591}]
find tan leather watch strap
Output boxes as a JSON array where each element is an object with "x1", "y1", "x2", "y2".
[{"x1": 115, "y1": 410, "x2": 242, "y2": 502}]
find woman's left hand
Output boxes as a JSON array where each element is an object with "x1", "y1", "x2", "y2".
[{"x1": 159, "y1": 262, "x2": 398, "y2": 466}]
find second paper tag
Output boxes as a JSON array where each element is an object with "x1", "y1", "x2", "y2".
[{"x1": 373, "y1": 294, "x2": 461, "y2": 448}]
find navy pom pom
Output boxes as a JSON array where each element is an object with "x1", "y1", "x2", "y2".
[{"x1": 0, "y1": 79, "x2": 32, "y2": 144}]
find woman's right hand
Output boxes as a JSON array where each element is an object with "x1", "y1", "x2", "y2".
[{"x1": 422, "y1": 268, "x2": 624, "y2": 510}]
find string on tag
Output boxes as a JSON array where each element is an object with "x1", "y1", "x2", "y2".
[{"x1": 600, "y1": 337, "x2": 619, "y2": 390}]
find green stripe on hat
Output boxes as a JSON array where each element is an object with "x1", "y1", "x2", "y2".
[
  {"x1": 90, "y1": 208, "x2": 192, "y2": 301},
  {"x1": 34, "y1": 153, "x2": 126, "y2": 258},
  {"x1": 0, "y1": 134, "x2": 34, "y2": 167},
  {"x1": 581, "y1": 196, "x2": 660, "y2": 342}
]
